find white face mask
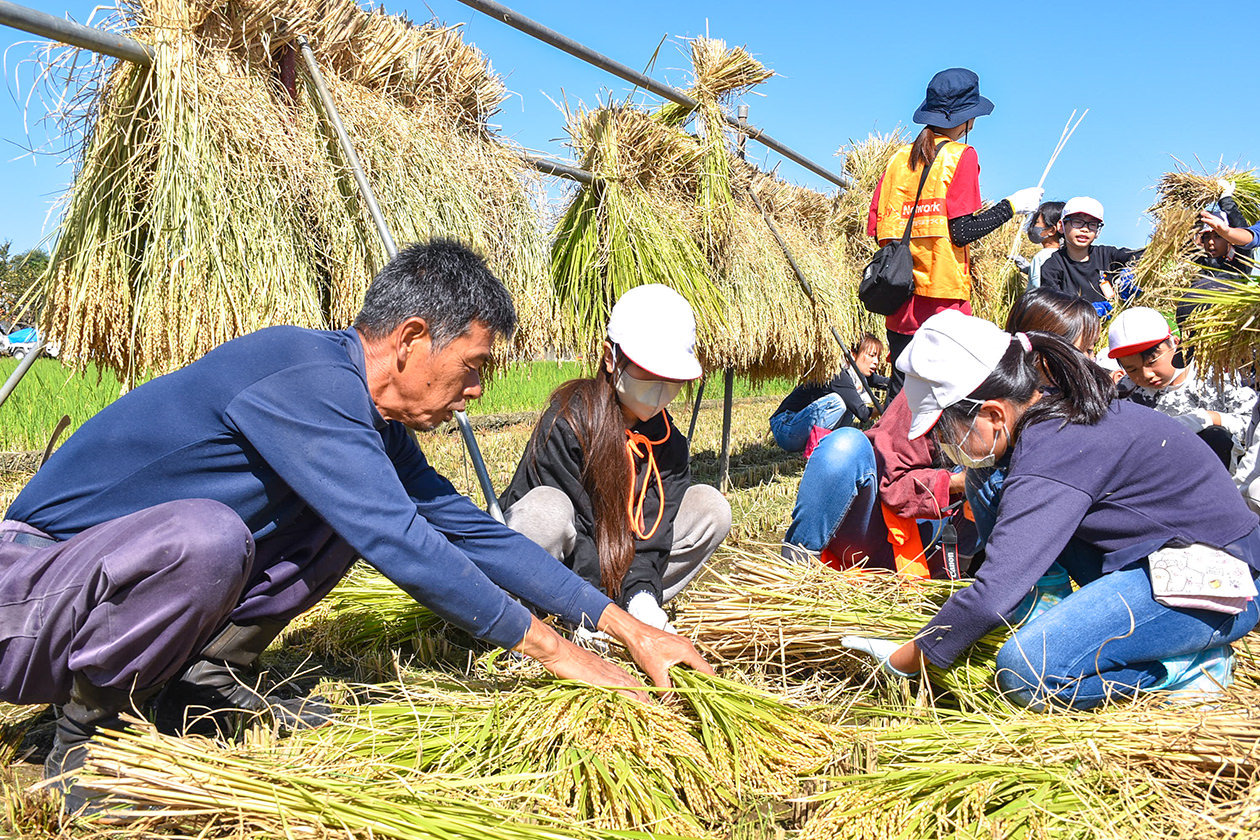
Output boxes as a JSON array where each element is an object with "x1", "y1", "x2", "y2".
[
  {"x1": 615, "y1": 369, "x2": 684, "y2": 422},
  {"x1": 939, "y1": 412, "x2": 1005, "y2": 469}
]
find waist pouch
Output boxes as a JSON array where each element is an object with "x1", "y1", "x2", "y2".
[{"x1": 1149, "y1": 543, "x2": 1258, "y2": 615}]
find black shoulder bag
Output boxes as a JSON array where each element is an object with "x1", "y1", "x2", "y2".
[{"x1": 859, "y1": 140, "x2": 949, "y2": 316}]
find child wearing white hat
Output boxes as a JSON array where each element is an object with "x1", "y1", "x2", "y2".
[
  {"x1": 1108, "y1": 306, "x2": 1254, "y2": 470},
  {"x1": 500, "y1": 285, "x2": 731, "y2": 638},
  {"x1": 1039, "y1": 197, "x2": 1144, "y2": 313},
  {"x1": 842, "y1": 309, "x2": 1260, "y2": 709}
]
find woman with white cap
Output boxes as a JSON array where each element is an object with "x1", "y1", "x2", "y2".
[
  {"x1": 843, "y1": 310, "x2": 1260, "y2": 709},
  {"x1": 869, "y1": 67, "x2": 1043, "y2": 399},
  {"x1": 501, "y1": 285, "x2": 731, "y2": 633}
]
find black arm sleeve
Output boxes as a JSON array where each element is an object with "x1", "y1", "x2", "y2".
[
  {"x1": 829, "y1": 373, "x2": 872, "y2": 424},
  {"x1": 948, "y1": 199, "x2": 1014, "y2": 247}
]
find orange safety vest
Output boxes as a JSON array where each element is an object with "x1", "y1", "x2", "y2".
[{"x1": 873, "y1": 139, "x2": 973, "y2": 301}]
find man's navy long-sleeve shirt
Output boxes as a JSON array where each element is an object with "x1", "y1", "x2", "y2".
[{"x1": 7, "y1": 326, "x2": 612, "y2": 649}]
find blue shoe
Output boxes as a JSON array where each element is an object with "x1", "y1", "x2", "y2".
[
  {"x1": 1156, "y1": 646, "x2": 1235, "y2": 705},
  {"x1": 1006, "y1": 565, "x2": 1072, "y2": 627}
]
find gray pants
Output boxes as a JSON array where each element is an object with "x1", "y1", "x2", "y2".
[
  {"x1": 0, "y1": 500, "x2": 356, "y2": 706},
  {"x1": 504, "y1": 484, "x2": 731, "y2": 603}
]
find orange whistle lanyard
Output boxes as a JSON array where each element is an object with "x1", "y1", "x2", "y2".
[{"x1": 625, "y1": 419, "x2": 672, "y2": 540}]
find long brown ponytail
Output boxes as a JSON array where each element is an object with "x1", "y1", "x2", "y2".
[
  {"x1": 528, "y1": 361, "x2": 635, "y2": 598},
  {"x1": 908, "y1": 126, "x2": 944, "y2": 171}
]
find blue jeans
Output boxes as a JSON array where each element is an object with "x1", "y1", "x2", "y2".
[
  {"x1": 995, "y1": 559, "x2": 1260, "y2": 710},
  {"x1": 783, "y1": 428, "x2": 893, "y2": 567},
  {"x1": 964, "y1": 465, "x2": 1006, "y2": 549},
  {"x1": 770, "y1": 394, "x2": 852, "y2": 453}
]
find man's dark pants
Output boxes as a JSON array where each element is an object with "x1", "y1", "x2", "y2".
[{"x1": 0, "y1": 499, "x2": 356, "y2": 706}]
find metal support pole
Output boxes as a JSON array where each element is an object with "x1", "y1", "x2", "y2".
[
  {"x1": 685, "y1": 377, "x2": 706, "y2": 442},
  {"x1": 718, "y1": 369, "x2": 734, "y2": 491},
  {"x1": 455, "y1": 0, "x2": 851, "y2": 191},
  {"x1": 523, "y1": 153, "x2": 594, "y2": 185},
  {"x1": 298, "y1": 35, "x2": 504, "y2": 522},
  {"x1": 0, "y1": 0, "x2": 153, "y2": 65},
  {"x1": 0, "y1": 337, "x2": 46, "y2": 410}
]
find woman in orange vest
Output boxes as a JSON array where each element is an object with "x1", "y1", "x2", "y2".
[{"x1": 868, "y1": 68, "x2": 1043, "y2": 399}]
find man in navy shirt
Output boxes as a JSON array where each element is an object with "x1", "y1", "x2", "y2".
[{"x1": 4, "y1": 240, "x2": 711, "y2": 811}]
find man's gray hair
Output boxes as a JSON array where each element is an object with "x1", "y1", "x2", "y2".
[{"x1": 353, "y1": 239, "x2": 517, "y2": 349}]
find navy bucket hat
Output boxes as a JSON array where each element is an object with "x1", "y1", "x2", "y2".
[{"x1": 912, "y1": 68, "x2": 994, "y2": 129}]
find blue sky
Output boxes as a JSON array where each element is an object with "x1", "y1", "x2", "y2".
[{"x1": 0, "y1": 0, "x2": 1254, "y2": 252}]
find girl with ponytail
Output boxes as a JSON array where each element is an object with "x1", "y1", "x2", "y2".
[
  {"x1": 500, "y1": 286, "x2": 731, "y2": 636},
  {"x1": 842, "y1": 310, "x2": 1260, "y2": 709}
]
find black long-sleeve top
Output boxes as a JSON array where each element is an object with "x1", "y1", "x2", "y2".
[{"x1": 500, "y1": 405, "x2": 691, "y2": 605}]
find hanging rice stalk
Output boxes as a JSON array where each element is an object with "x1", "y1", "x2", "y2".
[
  {"x1": 549, "y1": 38, "x2": 851, "y2": 382},
  {"x1": 675, "y1": 546, "x2": 1009, "y2": 712},
  {"x1": 38, "y1": 0, "x2": 549, "y2": 379}
]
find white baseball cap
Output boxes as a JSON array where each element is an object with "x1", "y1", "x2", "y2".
[
  {"x1": 1107, "y1": 306, "x2": 1172, "y2": 359},
  {"x1": 606, "y1": 284, "x2": 703, "y2": 380},
  {"x1": 896, "y1": 310, "x2": 1017, "y2": 439},
  {"x1": 1061, "y1": 196, "x2": 1104, "y2": 223}
]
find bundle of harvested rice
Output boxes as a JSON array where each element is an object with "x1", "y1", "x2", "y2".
[
  {"x1": 675, "y1": 546, "x2": 1009, "y2": 711},
  {"x1": 549, "y1": 38, "x2": 853, "y2": 382},
  {"x1": 79, "y1": 721, "x2": 665, "y2": 839},
  {"x1": 38, "y1": 0, "x2": 548, "y2": 379}
]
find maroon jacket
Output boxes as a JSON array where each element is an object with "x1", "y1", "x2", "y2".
[{"x1": 865, "y1": 392, "x2": 952, "y2": 519}]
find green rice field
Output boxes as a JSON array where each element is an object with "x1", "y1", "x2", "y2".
[{"x1": 0, "y1": 358, "x2": 793, "y2": 453}]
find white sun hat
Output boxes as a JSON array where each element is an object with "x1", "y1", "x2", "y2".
[
  {"x1": 606, "y1": 284, "x2": 703, "y2": 381},
  {"x1": 896, "y1": 309, "x2": 1017, "y2": 439}
]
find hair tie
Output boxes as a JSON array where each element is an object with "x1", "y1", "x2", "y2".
[{"x1": 1015, "y1": 332, "x2": 1032, "y2": 353}]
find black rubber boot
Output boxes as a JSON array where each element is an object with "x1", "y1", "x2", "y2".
[
  {"x1": 44, "y1": 676, "x2": 154, "y2": 816},
  {"x1": 154, "y1": 620, "x2": 331, "y2": 738}
]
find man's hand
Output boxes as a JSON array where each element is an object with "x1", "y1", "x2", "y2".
[
  {"x1": 598, "y1": 603, "x2": 714, "y2": 688},
  {"x1": 514, "y1": 615, "x2": 647, "y2": 701}
]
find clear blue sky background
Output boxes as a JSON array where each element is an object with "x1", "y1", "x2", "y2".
[{"x1": 0, "y1": 0, "x2": 1254, "y2": 252}]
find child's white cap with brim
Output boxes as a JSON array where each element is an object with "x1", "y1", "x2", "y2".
[{"x1": 897, "y1": 310, "x2": 1015, "y2": 440}]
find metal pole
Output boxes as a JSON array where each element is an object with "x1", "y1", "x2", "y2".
[
  {"x1": 0, "y1": 0, "x2": 153, "y2": 65},
  {"x1": 685, "y1": 377, "x2": 706, "y2": 442},
  {"x1": 298, "y1": 35, "x2": 504, "y2": 523},
  {"x1": 454, "y1": 0, "x2": 851, "y2": 191},
  {"x1": 0, "y1": 337, "x2": 46, "y2": 409},
  {"x1": 523, "y1": 153, "x2": 594, "y2": 185},
  {"x1": 718, "y1": 369, "x2": 734, "y2": 492}
]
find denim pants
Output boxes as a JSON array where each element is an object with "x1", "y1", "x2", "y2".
[
  {"x1": 770, "y1": 394, "x2": 851, "y2": 453},
  {"x1": 783, "y1": 428, "x2": 894, "y2": 568},
  {"x1": 995, "y1": 558, "x2": 1260, "y2": 710}
]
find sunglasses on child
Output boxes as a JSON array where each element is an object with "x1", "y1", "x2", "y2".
[{"x1": 1064, "y1": 217, "x2": 1103, "y2": 232}]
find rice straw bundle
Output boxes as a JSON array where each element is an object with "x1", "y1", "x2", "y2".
[
  {"x1": 79, "y1": 720, "x2": 673, "y2": 839},
  {"x1": 1150, "y1": 169, "x2": 1260, "y2": 229},
  {"x1": 549, "y1": 38, "x2": 853, "y2": 382},
  {"x1": 675, "y1": 546, "x2": 1009, "y2": 711},
  {"x1": 39, "y1": 0, "x2": 548, "y2": 378}
]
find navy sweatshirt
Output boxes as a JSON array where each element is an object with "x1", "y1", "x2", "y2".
[
  {"x1": 7, "y1": 326, "x2": 612, "y2": 649},
  {"x1": 917, "y1": 400, "x2": 1260, "y2": 668}
]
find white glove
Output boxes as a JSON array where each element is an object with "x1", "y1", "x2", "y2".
[
  {"x1": 626, "y1": 590, "x2": 673, "y2": 633},
  {"x1": 572, "y1": 625, "x2": 611, "y2": 654},
  {"x1": 1218, "y1": 178, "x2": 1236, "y2": 199},
  {"x1": 841, "y1": 635, "x2": 919, "y2": 678},
  {"x1": 1006, "y1": 187, "x2": 1045, "y2": 215}
]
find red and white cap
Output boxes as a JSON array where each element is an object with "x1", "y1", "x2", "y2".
[
  {"x1": 897, "y1": 309, "x2": 1018, "y2": 440},
  {"x1": 1062, "y1": 196, "x2": 1104, "y2": 222},
  {"x1": 1107, "y1": 307, "x2": 1172, "y2": 359},
  {"x1": 607, "y1": 284, "x2": 703, "y2": 381}
]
